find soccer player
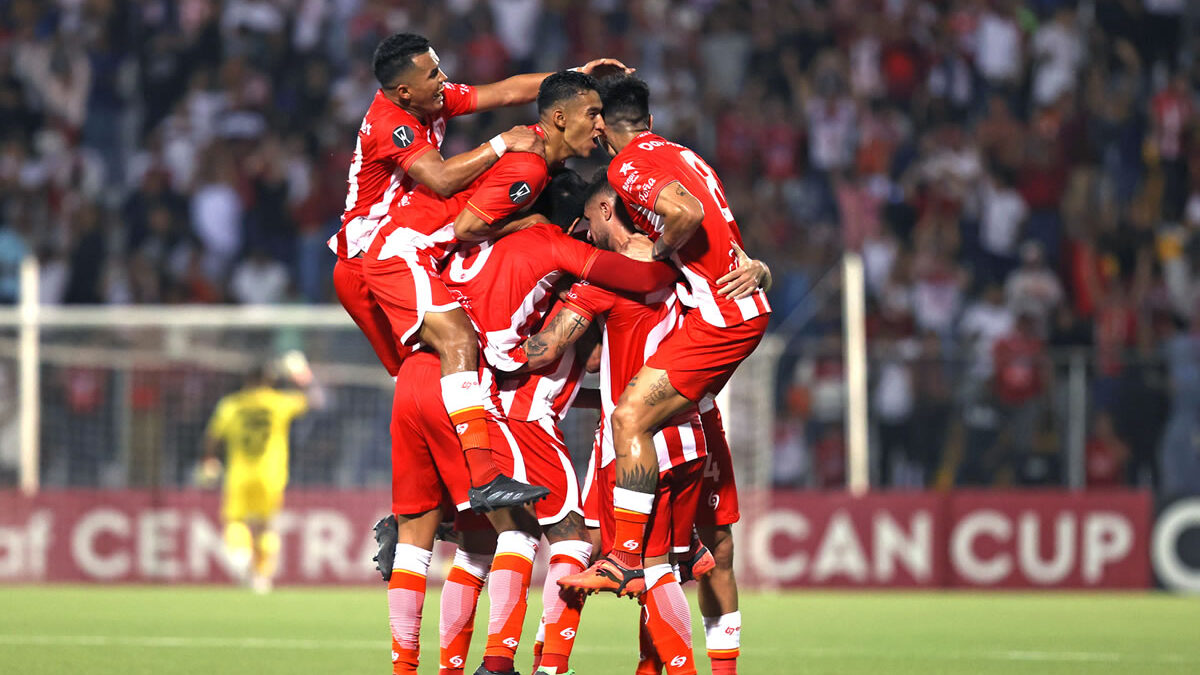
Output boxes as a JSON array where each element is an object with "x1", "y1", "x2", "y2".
[
  {"x1": 436, "y1": 170, "x2": 677, "y2": 675},
  {"x1": 201, "y1": 353, "x2": 324, "y2": 594},
  {"x1": 560, "y1": 77, "x2": 771, "y2": 605},
  {"x1": 524, "y1": 180, "x2": 763, "y2": 675},
  {"x1": 334, "y1": 33, "x2": 628, "y2": 511}
]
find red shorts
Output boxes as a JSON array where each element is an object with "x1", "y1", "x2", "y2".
[
  {"x1": 645, "y1": 312, "x2": 768, "y2": 401},
  {"x1": 490, "y1": 417, "x2": 581, "y2": 526},
  {"x1": 695, "y1": 402, "x2": 739, "y2": 528},
  {"x1": 364, "y1": 239, "x2": 459, "y2": 347},
  {"x1": 390, "y1": 351, "x2": 476, "y2": 515},
  {"x1": 597, "y1": 458, "x2": 704, "y2": 559},
  {"x1": 333, "y1": 256, "x2": 408, "y2": 376}
]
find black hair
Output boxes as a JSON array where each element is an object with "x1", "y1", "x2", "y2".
[
  {"x1": 599, "y1": 75, "x2": 650, "y2": 129},
  {"x1": 531, "y1": 169, "x2": 589, "y2": 231},
  {"x1": 373, "y1": 33, "x2": 431, "y2": 88},
  {"x1": 583, "y1": 170, "x2": 633, "y2": 230},
  {"x1": 536, "y1": 71, "x2": 600, "y2": 116}
]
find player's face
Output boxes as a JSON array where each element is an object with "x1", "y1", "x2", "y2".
[
  {"x1": 560, "y1": 90, "x2": 606, "y2": 158},
  {"x1": 400, "y1": 49, "x2": 447, "y2": 115},
  {"x1": 582, "y1": 197, "x2": 615, "y2": 251}
]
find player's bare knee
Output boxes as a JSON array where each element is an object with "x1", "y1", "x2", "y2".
[
  {"x1": 545, "y1": 512, "x2": 587, "y2": 543},
  {"x1": 611, "y1": 400, "x2": 649, "y2": 437}
]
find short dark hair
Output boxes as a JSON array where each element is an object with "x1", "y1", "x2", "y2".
[
  {"x1": 531, "y1": 169, "x2": 589, "y2": 231},
  {"x1": 584, "y1": 171, "x2": 633, "y2": 229},
  {"x1": 373, "y1": 33, "x2": 431, "y2": 88},
  {"x1": 600, "y1": 76, "x2": 650, "y2": 129},
  {"x1": 536, "y1": 71, "x2": 599, "y2": 116}
]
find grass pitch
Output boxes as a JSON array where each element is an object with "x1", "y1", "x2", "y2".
[{"x1": 1, "y1": 586, "x2": 1197, "y2": 674}]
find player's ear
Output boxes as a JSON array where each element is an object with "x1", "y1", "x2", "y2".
[
  {"x1": 553, "y1": 107, "x2": 568, "y2": 131},
  {"x1": 647, "y1": 113, "x2": 654, "y2": 131}
]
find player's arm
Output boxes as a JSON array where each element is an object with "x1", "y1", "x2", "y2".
[
  {"x1": 646, "y1": 180, "x2": 706, "y2": 262},
  {"x1": 454, "y1": 155, "x2": 548, "y2": 242},
  {"x1": 717, "y1": 242, "x2": 773, "y2": 299},
  {"x1": 407, "y1": 126, "x2": 544, "y2": 198},
  {"x1": 473, "y1": 59, "x2": 633, "y2": 111},
  {"x1": 551, "y1": 231, "x2": 679, "y2": 293},
  {"x1": 520, "y1": 306, "x2": 595, "y2": 371}
]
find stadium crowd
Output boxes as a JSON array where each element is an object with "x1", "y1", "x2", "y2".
[{"x1": 2, "y1": 0, "x2": 1200, "y2": 495}]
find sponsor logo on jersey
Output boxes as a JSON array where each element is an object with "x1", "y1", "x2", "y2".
[
  {"x1": 456, "y1": 423, "x2": 470, "y2": 434},
  {"x1": 621, "y1": 538, "x2": 640, "y2": 552},
  {"x1": 392, "y1": 125, "x2": 415, "y2": 149},
  {"x1": 709, "y1": 493, "x2": 720, "y2": 509},
  {"x1": 618, "y1": 161, "x2": 635, "y2": 175},
  {"x1": 509, "y1": 181, "x2": 532, "y2": 204}
]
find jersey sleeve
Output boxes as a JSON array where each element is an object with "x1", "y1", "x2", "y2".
[
  {"x1": 205, "y1": 397, "x2": 233, "y2": 440},
  {"x1": 279, "y1": 391, "x2": 309, "y2": 420},
  {"x1": 376, "y1": 109, "x2": 436, "y2": 172},
  {"x1": 608, "y1": 154, "x2": 674, "y2": 216},
  {"x1": 562, "y1": 281, "x2": 616, "y2": 320},
  {"x1": 464, "y1": 153, "x2": 549, "y2": 225},
  {"x1": 441, "y1": 82, "x2": 478, "y2": 118}
]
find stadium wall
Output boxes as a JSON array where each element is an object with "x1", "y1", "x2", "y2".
[{"x1": 2, "y1": 489, "x2": 1196, "y2": 592}]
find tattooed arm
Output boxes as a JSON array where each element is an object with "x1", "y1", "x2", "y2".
[
  {"x1": 519, "y1": 307, "x2": 594, "y2": 371},
  {"x1": 648, "y1": 180, "x2": 705, "y2": 262}
]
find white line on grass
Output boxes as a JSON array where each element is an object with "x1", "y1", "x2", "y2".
[{"x1": 0, "y1": 636, "x2": 1192, "y2": 665}]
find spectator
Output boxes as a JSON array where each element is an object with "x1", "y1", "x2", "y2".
[
  {"x1": 1086, "y1": 412, "x2": 1130, "y2": 487},
  {"x1": 230, "y1": 248, "x2": 290, "y2": 305},
  {"x1": 1006, "y1": 241, "x2": 1064, "y2": 333}
]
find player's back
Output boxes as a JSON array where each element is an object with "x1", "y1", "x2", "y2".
[
  {"x1": 210, "y1": 387, "x2": 307, "y2": 479},
  {"x1": 610, "y1": 132, "x2": 770, "y2": 327}
]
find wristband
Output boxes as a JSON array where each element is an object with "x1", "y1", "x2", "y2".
[
  {"x1": 569, "y1": 66, "x2": 583, "y2": 73},
  {"x1": 489, "y1": 134, "x2": 507, "y2": 158}
]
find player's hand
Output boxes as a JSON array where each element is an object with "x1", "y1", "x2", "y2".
[
  {"x1": 618, "y1": 233, "x2": 655, "y2": 262},
  {"x1": 501, "y1": 125, "x2": 546, "y2": 157},
  {"x1": 280, "y1": 350, "x2": 313, "y2": 387},
  {"x1": 717, "y1": 244, "x2": 772, "y2": 299},
  {"x1": 578, "y1": 58, "x2": 635, "y2": 76},
  {"x1": 196, "y1": 457, "x2": 222, "y2": 489}
]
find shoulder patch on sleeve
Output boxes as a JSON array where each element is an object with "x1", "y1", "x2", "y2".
[
  {"x1": 392, "y1": 125, "x2": 415, "y2": 149},
  {"x1": 509, "y1": 181, "x2": 533, "y2": 204}
]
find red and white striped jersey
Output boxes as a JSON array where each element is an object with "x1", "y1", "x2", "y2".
[
  {"x1": 330, "y1": 84, "x2": 477, "y2": 259},
  {"x1": 371, "y1": 132, "x2": 550, "y2": 264},
  {"x1": 564, "y1": 280, "x2": 707, "y2": 473},
  {"x1": 442, "y1": 223, "x2": 601, "y2": 421},
  {"x1": 608, "y1": 132, "x2": 771, "y2": 328}
]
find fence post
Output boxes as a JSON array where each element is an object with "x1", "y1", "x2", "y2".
[
  {"x1": 843, "y1": 252, "x2": 869, "y2": 495},
  {"x1": 1066, "y1": 349, "x2": 1087, "y2": 490},
  {"x1": 19, "y1": 256, "x2": 39, "y2": 495}
]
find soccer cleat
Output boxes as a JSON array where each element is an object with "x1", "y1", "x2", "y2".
[
  {"x1": 557, "y1": 554, "x2": 645, "y2": 598},
  {"x1": 473, "y1": 665, "x2": 521, "y2": 675},
  {"x1": 677, "y1": 535, "x2": 716, "y2": 584},
  {"x1": 371, "y1": 514, "x2": 398, "y2": 581},
  {"x1": 535, "y1": 669, "x2": 576, "y2": 675},
  {"x1": 468, "y1": 474, "x2": 550, "y2": 513}
]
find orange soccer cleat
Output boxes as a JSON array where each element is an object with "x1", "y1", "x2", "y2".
[{"x1": 557, "y1": 554, "x2": 646, "y2": 598}]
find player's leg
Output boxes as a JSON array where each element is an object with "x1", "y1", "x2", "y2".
[
  {"x1": 693, "y1": 402, "x2": 741, "y2": 674},
  {"x1": 388, "y1": 508, "x2": 441, "y2": 675},
  {"x1": 697, "y1": 525, "x2": 740, "y2": 675},
  {"x1": 439, "y1": 524, "x2": 494, "y2": 675},
  {"x1": 475, "y1": 418, "x2": 546, "y2": 675},
  {"x1": 332, "y1": 256, "x2": 406, "y2": 376},
  {"x1": 536, "y1": 513, "x2": 591, "y2": 675},
  {"x1": 561, "y1": 365, "x2": 692, "y2": 593},
  {"x1": 639, "y1": 461, "x2": 704, "y2": 675},
  {"x1": 221, "y1": 476, "x2": 254, "y2": 584},
  {"x1": 419, "y1": 306, "x2": 550, "y2": 512}
]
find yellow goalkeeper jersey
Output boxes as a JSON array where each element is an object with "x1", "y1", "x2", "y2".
[{"x1": 206, "y1": 386, "x2": 308, "y2": 487}]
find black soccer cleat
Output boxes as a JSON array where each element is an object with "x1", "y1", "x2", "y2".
[
  {"x1": 473, "y1": 665, "x2": 521, "y2": 675},
  {"x1": 372, "y1": 514, "x2": 398, "y2": 582},
  {"x1": 468, "y1": 474, "x2": 550, "y2": 513}
]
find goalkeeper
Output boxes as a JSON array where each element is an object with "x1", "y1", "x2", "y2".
[{"x1": 200, "y1": 352, "x2": 325, "y2": 593}]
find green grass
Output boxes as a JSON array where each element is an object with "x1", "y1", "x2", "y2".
[{"x1": 1, "y1": 586, "x2": 1197, "y2": 674}]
